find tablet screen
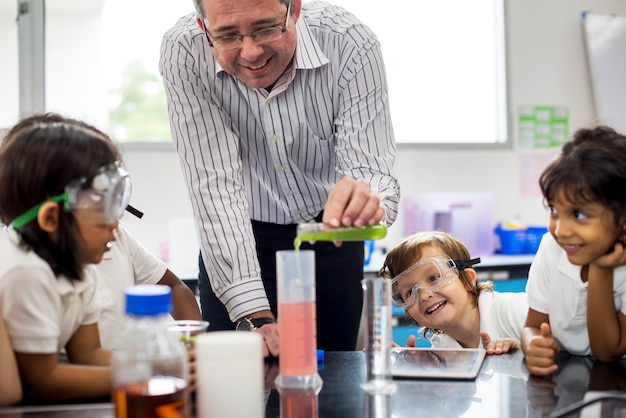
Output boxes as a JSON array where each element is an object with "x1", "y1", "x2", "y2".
[{"x1": 391, "y1": 348, "x2": 486, "y2": 380}]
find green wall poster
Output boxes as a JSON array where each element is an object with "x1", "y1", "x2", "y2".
[{"x1": 518, "y1": 105, "x2": 569, "y2": 148}]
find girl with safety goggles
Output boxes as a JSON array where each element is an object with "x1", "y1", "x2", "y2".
[
  {"x1": 0, "y1": 114, "x2": 130, "y2": 401},
  {"x1": 380, "y1": 231, "x2": 527, "y2": 354}
]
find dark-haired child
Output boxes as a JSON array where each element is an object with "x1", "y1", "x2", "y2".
[
  {"x1": 0, "y1": 115, "x2": 129, "y2": 400},
  {"x1": 522, "y1": 125, "x2": 626, "y2": 376}
]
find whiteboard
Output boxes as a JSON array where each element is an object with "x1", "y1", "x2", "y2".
[{"x1": 582, "y1": 12, "x2": 626, "y2": 134}]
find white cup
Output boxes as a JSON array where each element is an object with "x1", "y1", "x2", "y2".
[{"x1": 195, "y1": 332, "x2": 264, "y2": 418}]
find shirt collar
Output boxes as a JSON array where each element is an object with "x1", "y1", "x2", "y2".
[{"x1": 293, "y1": 14, "x2": 330, "y2": 70}]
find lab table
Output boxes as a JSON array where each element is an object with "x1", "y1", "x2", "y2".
[{"x1": 1, "y1": 350, "x2": 625, "y2": 417}]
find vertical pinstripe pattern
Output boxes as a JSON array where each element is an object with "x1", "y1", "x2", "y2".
[{"x1": 159, "y1": 1, "x2": 400, "y2": 320}]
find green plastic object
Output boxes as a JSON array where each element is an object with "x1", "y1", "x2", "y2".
[{"x1": 294, "y1": 223, "x2": 387, "y2": 250}]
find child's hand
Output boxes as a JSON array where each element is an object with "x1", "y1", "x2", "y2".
[
  {"x1": 391, "y1": 335, "x2": 418, "y2": 348},
  {"x1": 594, "y1": 235, "x2": 626, "y2": 269},
  {"x1": 479, "y1": 331, "x2": 519, "y2": 355},
  {"x1": 405, "y1": 335, "x2": 417, "y2": 348},
  {"x1": 524, "y1": 323, "x2": 559, "y2": 376}
]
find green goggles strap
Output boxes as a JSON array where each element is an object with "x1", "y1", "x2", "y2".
[{"x1": 10, "y1": 193, "x2": 70, "y2": 230}]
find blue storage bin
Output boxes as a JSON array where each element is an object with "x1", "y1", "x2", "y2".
[
  {"x1": 489, "y1": 278, "x2": 527, "y2": 292},
  {"x1": 494, "y1": 225, "x2": 547, "y2": 255}
]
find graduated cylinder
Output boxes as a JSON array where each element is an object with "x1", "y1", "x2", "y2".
[{"x1": 274, "y1": 250, "x2": 323, "y2": 392}]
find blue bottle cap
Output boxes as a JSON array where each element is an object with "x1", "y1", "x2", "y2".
[{"x1": 125, "y1": 284, "x2": 171, "y2": 316}]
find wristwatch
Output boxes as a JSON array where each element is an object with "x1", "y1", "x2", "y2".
[{"x1": 235, "y1": 317, "x2": 275, "y2": 331}]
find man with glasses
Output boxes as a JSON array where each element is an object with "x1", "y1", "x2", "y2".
[{"x1": 159, "y1": 0, "x2": 399, "y2": 355}]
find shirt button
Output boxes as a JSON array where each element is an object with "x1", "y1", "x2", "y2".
[
  {"x1": 270, "y1": 135, "x2": 279, "y2": 142},
  {"x1": 287, "y1": 190, "x2": 294, "y2": 195},
  {"x1": 278, "y1": 166, "x2": 286, "y2": 171}
]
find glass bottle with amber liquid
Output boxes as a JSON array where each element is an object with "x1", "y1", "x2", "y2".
[{"x1": 111, "y1": 285, "x2": 189, "y2": 418}]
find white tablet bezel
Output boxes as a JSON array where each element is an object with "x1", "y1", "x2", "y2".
[{"x1": 390, "y1": 347, "x2": 486, "y2": 380}]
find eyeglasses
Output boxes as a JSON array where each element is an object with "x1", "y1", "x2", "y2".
[
  {"x1": 10, "y1": 162, "x2": 132, "y2": 229},
  {"x1": 390, "y1": 256, "x2": 481, "y2": 308},
  {"x1": 203, "y1": 0, "x2": 292, "y2": 51}
]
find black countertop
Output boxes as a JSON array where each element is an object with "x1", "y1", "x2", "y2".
[{"x1": 2, "y1": 351, "x2": 626, "y2": 417}]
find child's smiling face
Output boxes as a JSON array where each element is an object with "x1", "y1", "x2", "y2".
[
  {"x1": 402, "y1": 245, "x2": 475, "y2": 332},
  {"x1": 547, "y1": 188, "x2": 621, "y2": 267}
]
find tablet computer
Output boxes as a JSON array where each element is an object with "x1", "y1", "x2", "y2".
[{"x1": 390, "y1": 347, "x2": 486, "y2": 380}]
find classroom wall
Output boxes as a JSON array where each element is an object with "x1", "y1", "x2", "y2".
[{"x1": 119, "y1": 0, "x2": 626, "y2": 263}]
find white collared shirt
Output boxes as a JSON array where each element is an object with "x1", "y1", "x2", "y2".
[
  {"x1": 430, "y1": 289, "x2": 528, "y2": 349},
  {"x1": 0, "y1": 232, "x2": 100, "y2": 353},
  {"x1": 159, "y1": 1, "x2": 400, "y2": 320},
  {"x1": 526, "y1": 232, "x2": 626, "y2": 355},
  {"x1": 94, "y1": 226, "x2": 168, "y2": 350}
]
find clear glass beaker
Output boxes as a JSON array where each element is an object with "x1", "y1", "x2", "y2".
[{"x1": 360, "y1": 277, "x2": 397, "y2": 395}]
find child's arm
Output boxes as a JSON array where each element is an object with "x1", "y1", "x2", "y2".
[
  {"x1": 157, "y1": 269, "x2": 202, "y2": 321},
  {"x1": 0, "y1": 316, "x2": 22, "y2": 406},
  {"x1": 16, "y1": 352, "x2": 110, "y2": 400},
  {"x1": 65, "y1": 323, "x2": 111, "y2": 366},
  {"x1": 587, "y1": 240, "x2": 626, "y2": 361},
  {"x1": 16, "y1": 323, "x2": 111, "y2": 400},
  {"x1": 521, "y1": 309, "x2": 559, "y2": 376}
]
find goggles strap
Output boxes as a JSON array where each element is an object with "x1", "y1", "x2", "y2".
[
  {"x1": 125, "y1": 204, "x2": 144, "y2": 219},
  {"x1": 10, "y1": 193, "x2": 70, "y2": 229},
  {"x1": 455, "y1": 257, "x2": 481, "y2": 270}
]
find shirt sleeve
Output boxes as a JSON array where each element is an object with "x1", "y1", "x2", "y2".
[
  {"x1": 493, "y1": 291, "x2": 528, "y2": 343},
  {"x1": 0, "y1": 266, "x2": 63, "y2": 353},
  {"x1": 332, "y1": 22, "x2": 400, "y2": 226},
  {"x1": 118, "y1": 227, "x2": 167, "y2": 285},
  {"x1": 614, "y1": 266, "x2": 626, "y2": 316},
  {"x1": 159, "y1": 22, "x2": 269, "y2": 321},
  {"x1": 525, "y1": 233, "x2": 554, "y2": 314}
]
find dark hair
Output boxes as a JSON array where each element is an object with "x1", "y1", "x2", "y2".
[
  {"x1": 0, "y1": 113, "x2": 121, "y2": 280},
  {"x1": 539, "y1": 126, "x2": 626, "y2": 229},
  {"x1": 379, "y1": 231, "x2": 491, "y2": 338},
  {"x1": 194, "y1": 0, "x2": 291, "y2": 18}
]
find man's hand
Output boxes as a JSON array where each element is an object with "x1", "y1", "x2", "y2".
[
  {"x1": 256, "y1": 323, "x2": 279, "y2": 358},
  {"x1": 323, "y1": 177, "x2": 383, "y2": 228},
  {"x1": 524, "y1": 323, "x2": 559, "y2": 376},
  {"x1": 479, "y1": 331, "x2": 519, "y2": 355}
]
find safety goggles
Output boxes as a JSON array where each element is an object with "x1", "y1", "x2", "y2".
[
  {"x1": 390, "y1": 256, "x2": 481, "y2": 308},
  {"x1": 10, "y1": 162, "x2": 131, "y2": 229}
]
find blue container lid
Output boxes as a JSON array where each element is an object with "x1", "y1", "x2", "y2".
[{"x1": 125, "y1": 284, "x2": 171, "y2": 316}]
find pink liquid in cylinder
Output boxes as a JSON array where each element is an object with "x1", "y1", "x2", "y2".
[{"x1": 278, "y1": 301, "x2": 317, "y2": 376}]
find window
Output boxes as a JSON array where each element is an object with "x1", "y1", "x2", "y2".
[
  {"x1": 0, "y1": 1, "x2": 19, "y2": 130},
  {"x1": 7, "y1": 0, "x2": 508, "y2": 145},
  {"x1": 327, "y1": 0, "x2": 508, "y2": 144},
  {"x1": 43, "y1": 0, "x2": 193, "y2": 143},
  {"x1": 101, "y1": 0, "x2": 194, "y2": 142}
]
